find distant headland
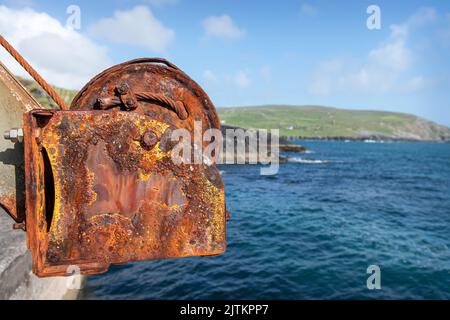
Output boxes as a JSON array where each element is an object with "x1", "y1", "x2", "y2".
[{"x1": 218, "y1": 105, "x2": 450, "y2": 142}]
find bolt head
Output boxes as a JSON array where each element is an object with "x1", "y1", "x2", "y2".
[
  {"x1": 141, "y1": 130, "x2": 158, "y2": 149},
  {"x1": 4, "y1": 128, "x2": 23, "y2": 143},
  {"x1": 125, "y1": 97, "x2": 137, "y2": 110},
  {"x1": 116, "y1": 82, "x2": 130, "y2": 95}
]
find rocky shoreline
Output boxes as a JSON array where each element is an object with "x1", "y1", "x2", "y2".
[
  {"x1": 219, "y1": 125, "x2": 311, "y2": 164},
  {"x1": 217, "y1": 124, "x2": 450, "y2": 166}
]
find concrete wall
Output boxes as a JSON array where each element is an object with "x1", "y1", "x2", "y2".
[{"x1": 0, "y1": 208, "x2": 81, "y2": 300}]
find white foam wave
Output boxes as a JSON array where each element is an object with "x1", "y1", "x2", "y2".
[{"x1": 287, "y1": 157, "x2": 331, "y2": 164}]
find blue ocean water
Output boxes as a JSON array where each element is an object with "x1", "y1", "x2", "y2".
[{"x1": 80, "y1": 141, "x2": 450, "y2": 299}]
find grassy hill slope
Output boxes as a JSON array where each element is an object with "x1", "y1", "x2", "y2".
[
  {"x1": 218, "y1": 105, "x2": 450, "y2": 141},
  {"x1": 17, "y1": 76, "x2": 77, "y2": 108}
]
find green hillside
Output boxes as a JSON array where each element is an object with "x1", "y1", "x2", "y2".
[
  {"x1": 218, "y1": 105, "x2": 450, "y2": 141},
  {"x1": 17, "y1": 76, "x2": 77, "y2": 109}
]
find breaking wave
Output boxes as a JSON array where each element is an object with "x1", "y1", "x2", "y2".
[{"x1": 287, "y1": 157, "x2": 331, "y2": 164}]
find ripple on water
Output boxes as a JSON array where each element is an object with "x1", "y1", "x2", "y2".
[{"x1": 81, "y1": 141, "x2": 450, "y2": 299}]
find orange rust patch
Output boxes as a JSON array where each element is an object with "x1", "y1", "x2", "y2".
[
  {"x1": 0, "y1": 193, "x2": 18, "y2": 222},
  {"x1": 23, "y1": 59, "x2": 227, "y2": 277}
]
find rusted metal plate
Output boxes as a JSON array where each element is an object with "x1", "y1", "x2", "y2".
[
  {"x1": 0, "y1": 61, "x2": 41, "y2": 223},
  {"x1": 23, "y1": 59, "x2": 226, "y2": 277}
]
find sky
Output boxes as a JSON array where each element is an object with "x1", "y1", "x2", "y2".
[{"x1": 0, "y1": 0, "x2": 449, "y2": 125}]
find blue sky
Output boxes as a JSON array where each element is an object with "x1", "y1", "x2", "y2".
[{"x1": 1, "y1": 0, "x2": 450, "y2": 125}]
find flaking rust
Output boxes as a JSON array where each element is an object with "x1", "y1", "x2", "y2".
[{"x1": 22, "y1": 59, "x2": 227, "y2": 277}]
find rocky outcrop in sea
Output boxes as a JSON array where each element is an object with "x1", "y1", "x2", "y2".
[{"x1": 219, "y1": 125, "x2": 309, "y2": 164}]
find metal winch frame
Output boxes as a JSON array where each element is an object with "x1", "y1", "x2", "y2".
[{"x1": 0, "y1": 35, "x2": 227, "y2": 277}]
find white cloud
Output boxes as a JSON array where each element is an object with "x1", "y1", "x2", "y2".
[
  {"x1": 89, "y1": 6, "x2": 175, "y2": 52},
  {"x1": 400, "y1": 76, "x2": 429, "y2": 92},
  {"x1": 407, "y1": 7, "x2": 437, "y2": 27},
  {"x1": 202, "y1": 15, "x2": 245, "y2": 39},
  {"x1": 368, "y1": 33, "x2": 412, "y2": 72},
  {"x1": 0, "y1": 5, "x2": 111, "y2": 89},
  {"x1": 300, "y1": 3, "x2": 317, "y2": 16},
  {"x1": 308, "y1": 7, "x2": 436, "y2": 96},
  {"x1": 234, "y1": 71, "x2": 251, "y2": 88},
  {"x1": 202, "y1": 69, "x2": 252, "y2": 90}
]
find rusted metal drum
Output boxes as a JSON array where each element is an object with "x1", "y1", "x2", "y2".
[{"x1": 22, "y1": 59, "x2": 227, "y2": 277}]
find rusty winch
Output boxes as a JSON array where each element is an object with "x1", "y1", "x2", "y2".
[{"x1": 0, "y1": 36, "x2": 227, "y2": 277}]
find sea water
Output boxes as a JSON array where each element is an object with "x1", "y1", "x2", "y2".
[{"x1": 80, "y1": 141, "x2": 450, "y2": 299}]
